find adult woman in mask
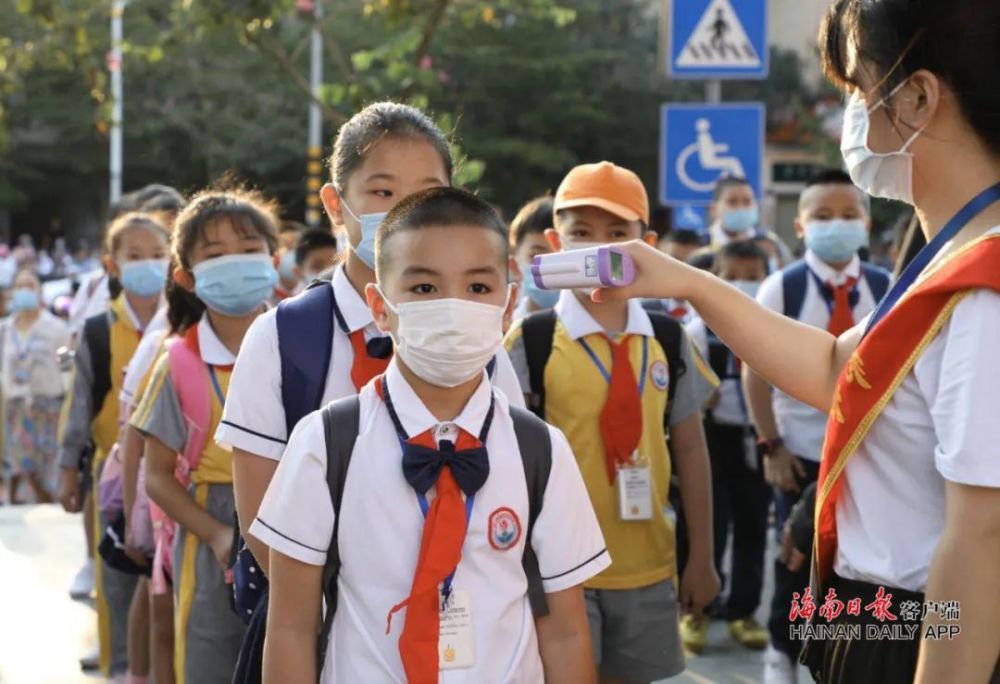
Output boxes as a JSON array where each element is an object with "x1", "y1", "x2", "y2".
[{"x1": 591, "y1": 1, "x2": 1000, "y2": 682}]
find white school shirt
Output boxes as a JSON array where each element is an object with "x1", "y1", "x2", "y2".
[
  {"x1": 756, "y1": 251, "x2": 880, "y2": 462},
  {"x1": 0, "y1": 311, "x2": 71, "y2": 399},
  {"x1": 686, "y1": 316, "x2": 748, "y2": 426},
  {"x1": 215, "y1": 265, "x2": 526, "y2": 460},
  {"x1": 835, "y1": 227, "x2": 1000, "y2": 591},
  {"x1": 252, "y1": 359, "x2": 610, "y2": 683},
  {"x1": 119, "y1": 307, "x2": 171, "y2": 411},
  {"x1": 68, "y1": 270, "x2": 110, "y2": 335}
]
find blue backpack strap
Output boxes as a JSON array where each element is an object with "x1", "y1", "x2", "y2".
[
  {"x1": 860, "y1": 263, "x2": 891, "y2": 304},
  {"x1": 781, "y1": 260, "x2": 810, "y2": 320},
  {"x1": 276, "y1": 282, "x2": 335, "y2": 437}
]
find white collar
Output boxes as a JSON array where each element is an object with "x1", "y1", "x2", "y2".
[
  {"x1": 197, "y1": 319, "x2": 237, "y2": 366},
  {"x1": 332, "y1": 265, "x2": 375, "y2": 334},
  {"x1": 554, "y1": 290, "x2": 654, "y2": 340},
  {"x1": 804, "y1": 250, "x2": 861, "y2": 286},
  {"x1": 382, "y1": 359, "x2": 496, "y2": 440}
]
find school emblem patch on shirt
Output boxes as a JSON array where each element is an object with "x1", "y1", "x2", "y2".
[
  {"x1": 650, "y1": 360, "x2": 669, "y2": 392},
  {"x1": 488, "y1": 507, "x2": 522, "y2": 551}
]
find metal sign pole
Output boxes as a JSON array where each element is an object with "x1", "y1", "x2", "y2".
[
  {"x1": 305, "y1": 0, "x2": 324, "y2": 228},
  {"x1": 109, "y1": 0, "x2": 125, "y2": 205}
]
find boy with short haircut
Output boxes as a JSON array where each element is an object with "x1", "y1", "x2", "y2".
[
  {"x1": 256, "y1": 187, "x2": 608, "y2": 683},
  {"x1": 294, "y1": 228, "x2": 339, "y2": 283},
  {"x1": 505, "y1": 162, "x2": 720, "y2": 683},
  {"x1": 685, "y1": 240, "x2": 773, "y2": 654},
  {"x1": 743, "y1": 169, "x2": 889, "y2": 684},
  {"x1": 509, "y1": 195, "x2": 557, "y2": 317},
  {"x1": 709, "y1": 177, "x2": 792, "y2": 270}
]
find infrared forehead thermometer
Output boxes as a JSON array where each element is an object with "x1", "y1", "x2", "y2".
[{"x1": 531, "y1": 245, "x2": 636, "y2": 290}]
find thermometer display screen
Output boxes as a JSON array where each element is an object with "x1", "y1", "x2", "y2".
[{"x1": 611, "y1": 251, "x2": 623, "y2": 281}]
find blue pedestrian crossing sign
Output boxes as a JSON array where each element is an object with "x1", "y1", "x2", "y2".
[
  {"x1": 668, "y1": 0, "x2": 769, "y2": 79},
  {"x1": 660, "y1": 103, "x2": 764, "y2": 205}
]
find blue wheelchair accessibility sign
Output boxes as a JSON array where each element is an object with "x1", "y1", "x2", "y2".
[{"x1": 660, "y1": 103, "x2": 764, "y2": 205}]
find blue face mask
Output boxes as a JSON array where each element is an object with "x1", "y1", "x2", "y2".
[
  {"x1": 193, "y1": 254, "x2": 278, "y2": 316},
  {"x1": 805, "y1": 219, "x2": 869, "y2": 264},
  {"x1": 522, "y1": 274, "x2": 560, "y2": 309},
  {"x1": 721, "y1": 207, "x2": 759, "y2": 233},
  {"x1": 339, "y1": 195, "x2": 386, "y2": 270},
  {"x1": 277, "y1": 251, "x2": 298, "y2": 283},
  {"x1": 9, "y1": 288, "x2": 39, "y2": 313},
  {"x1": 120, "y1": 259, "x2": 168, "y2": 298}
]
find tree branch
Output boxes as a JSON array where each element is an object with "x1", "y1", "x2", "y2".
[{"x1": 413, "y1": 0, "x2": 452, "y2": 67}]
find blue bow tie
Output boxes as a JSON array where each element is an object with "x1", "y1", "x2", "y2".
[{"x1": 402, "y1": 439, "x2": 490, "y2": 497}]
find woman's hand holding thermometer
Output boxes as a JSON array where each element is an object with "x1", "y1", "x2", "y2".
[{"x1": 531, "y1": 245, "x2": 636, "y2": 290}]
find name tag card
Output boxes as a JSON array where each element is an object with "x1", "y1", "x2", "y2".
[
  {"x1": 617, "y1": 465, "x2": 653, "y2": 521},
  {"x1": 439, "y1": 590, "x2": 475, "y2": 670}
]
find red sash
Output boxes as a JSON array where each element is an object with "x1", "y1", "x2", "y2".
[{"x1": 814, "y1": 234, "x2": 1000, "y2": 589}]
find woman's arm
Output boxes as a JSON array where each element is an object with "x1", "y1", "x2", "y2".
[
  {"x1": 144, "y1": 435, "x2": 232, "y2": 569},
  {"x1": 915, "y1": 482, "x2": 1000, "y2": 683},
  {"x1": 596, "y1": 241, "x2": 859, "y2": 411},
  {"x1": 263, "y1": 548, "x2": 323, "y2": 684},
  {"x1": 232, "y1": 448, "x2": 278, "y2": 574},
  {"x1": 535, "y1": 585, "x2": 596, "y2": 684}
]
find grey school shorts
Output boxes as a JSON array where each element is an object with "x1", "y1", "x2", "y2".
[{"x1": 585, "y1": 579, "x2": 686, "y2": 682}]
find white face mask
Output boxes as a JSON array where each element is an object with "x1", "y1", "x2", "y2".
[
  {"x1": 380, "y1": 287, "x2": 512, "y2": 388},
  {"x1": 840, "y1": 82, "x2": 925, "y2": 204}
]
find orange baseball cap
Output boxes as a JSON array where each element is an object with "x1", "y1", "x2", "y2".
[{"x1": 554, "y1": 161, "x2": 650, "y2": 225}]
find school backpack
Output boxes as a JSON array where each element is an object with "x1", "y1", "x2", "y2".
[
  {"x1": 313, "y1": 395, "x2": 553, "y2": 674},
  {"x1": 82, "y1": 311, "x2": 113, "y2": 415},
  {"x1": 164, "y1": 332, "x2": 214, "y2": 475},
  {"x1": 521, "y1": 307, "x2": 687, "y2": 424},
  {"x1": 780, "y1": 260, "x2": 891, "y2": 321}
]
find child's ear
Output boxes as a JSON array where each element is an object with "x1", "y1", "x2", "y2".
[
  {"x1": 544, "y1": 228, "x2": 562, "y2": 251},
  {"x1": 173, "y1": 266, "x2": 195, "y2": 293},
  {"x1": 320, "y1": 184, "x2": 345, "y2": 228},
  {"x1": 508, "y1": 256, "x2": 522, "y2": 283},
  {"x1": 503, "y1": 282, "x2": 519, "y2": 334},
  {"x1": 793, "y1": 217, "x2": 806, "y2": 241},
  {"x1": 365, "y1": 282, "x2": 392, "y2": 333},
  {"x1": 103, "y1": 254, "x2": 120, "y2": 280},
  {"x1": 293, "y1": 264, "x2": 304, "y2": 280},
  {"x1": 864, "y1": 216, "x2": 873, "y2": 233},
  {"x1": 643, "y1": 230, "x2": 659, "y2": 247}
]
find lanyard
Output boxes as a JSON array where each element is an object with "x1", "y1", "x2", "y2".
[
  {"x1": 578, "y1": 335, "x2": 649, "y2": 395},
  {"x1": 864, "y1": 182, "x2": 1000, "y2": 337},
  {"x1": 807, "y1": 267, "x2": 858, "y2": 315},
  {"x1": 10, "y1": 326, "x2": 36, "y2": 360},
  {"x1": 207, "y1": 366, "x2": 225, "y2": 406},
  {"x1": 382, "y1": 377, "x2": 492, "y2": 602}
]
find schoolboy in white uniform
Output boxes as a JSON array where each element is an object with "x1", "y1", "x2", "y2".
[{"x1": 256, "y1": 187, "x2": 608, "y2": 682}]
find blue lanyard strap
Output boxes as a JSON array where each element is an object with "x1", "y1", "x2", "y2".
[
  {"x1": 578, "y1": 335, "x2": 649, "y2": 395},
  {"x1": 207, "y1": 366, "x2": 225, "y2": 406},
  {"x1": 864, "y1": 182, "x2": 1000, "y2": 337}
]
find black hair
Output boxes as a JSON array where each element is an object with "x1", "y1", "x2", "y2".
[
  {"x1": 509, "y1": 196, "x2": 554, "y2": 248},
  {"x1": 135, "y1": 184, "x2": 186, "y2": 213},
  {"x1": 688, "y1": 250, "x2": 716, "y2": 271},
  {"x1": 295, "y1": 229, "x2": 338, "y2": 266},
  {"x1": 375, "y1": 187, "x2": 508, "y2": 275},
  {"x1": 665, "y1": 229, "x2": 703, "y2": 246},
  {"x1": 805, "y1": 168, "x2": 854, "y2": 188},
  {"x1": 715, "y1": 239, "x2": 770, "y2": 274},
  {"x1": 820, "y1": 0, "x2": 1000, "y2": 156},
  {"x1": 330, "y1": 102, "x2": 453, "y2": 191},
  {"x1": 167, "y1": 188, "x2": 280, "y2": 333},
  {"x1": 713, "y1": 176, "x2": 752, "y2": 201}
]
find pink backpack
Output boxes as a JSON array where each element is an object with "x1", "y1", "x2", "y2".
[{"x1": 165, "y1": 329, "x2": 213, "y2": 478}]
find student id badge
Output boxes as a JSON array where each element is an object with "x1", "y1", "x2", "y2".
[
  {"x1": 439, "y1": 590, "x2": 475, "y2": 670},
  {"x1": 617, "y1": 457, "x2": 653, "y2": 521}
]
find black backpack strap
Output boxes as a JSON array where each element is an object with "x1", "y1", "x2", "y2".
[
  {"x1": 520, "y1": 309, "x2": 557, "y2": 420},
  {"x1": 316, "y1": 396, "x2": 361, "y2": 677},
  {"x1": 276, "y1": 282, "x2": 336, "y2": 437},
  {"x1": 781, "y1": 260, "x2": 810, "y2": 320},
  {"x1": 510, "y1": 406, "x2": 552, "y2": 618},
  {"x1": 82, "y1": 311, "x2": 112, "y2": 414},
  {"x1": 646, "y1": 311, "x2": 686, "y2": 425}
]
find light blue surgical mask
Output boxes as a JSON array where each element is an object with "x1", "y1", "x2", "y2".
[
  {"x1": 522, "y1": 274, "x2": 560, "y2": 309},
  {"x1": 193, "y1": 254, "x2": 277, "y2": 316},
  {"x1": 120, "y1": 259, "x2": 168, "y2": 298},
  {"x1": 9, "y1": 288, "x2": 39, "y2": 313},
  {"x1": 805, "y1": 219, "x2": 869, "y2": 264},
  {"x1": 731, "y1": 279, "x2": 761, "y2": 299},
  {"x1": 277, "y1": 251, "x2": 298, "y2": 283},
  {"x1": 339, "y1": 195, "x2": 386, "y2": 270},
  {"x1": 721, "y1": 207, "x2": 759, "y2": 234}
]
